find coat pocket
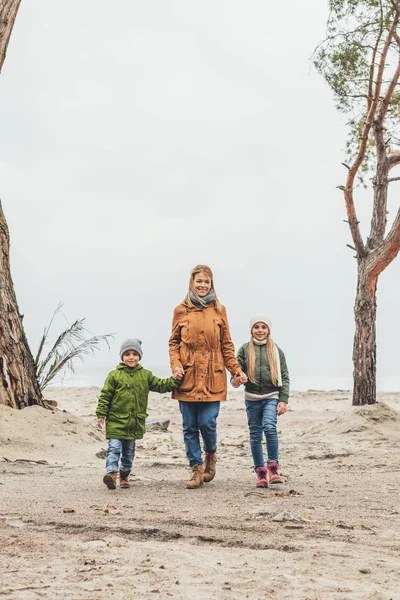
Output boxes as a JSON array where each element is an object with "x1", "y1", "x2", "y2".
[
  {"x1": 179, "y1": 364, "x2": 196, "y2": 392},
  {"x1": 134, "y1": 412, "x2": 148, "y2": 438},
  {"x1": 208, "y1": 363, "x2": 225, "y2": 394}
]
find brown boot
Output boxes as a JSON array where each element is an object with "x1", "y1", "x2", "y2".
[
  {"x1": 120, "y1": 472, "x2": 130, "y2": 489},
  {"x1": 203, "y1": 452, "x2": 217, "y2": 483},
  {"x1": 103, "y1": 472, "x2": 117, "y2": 490},
  {"x1": 186, "y1": 464, "x2": 204, "y2": 489}
]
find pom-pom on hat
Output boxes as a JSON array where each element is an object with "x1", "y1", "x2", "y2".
[
  {"x1": 120, "y1": 338, "x2": 143, "y2": 360},
  {"x1": 249, "y1": 315, "x2": 272, "y2": 333}
]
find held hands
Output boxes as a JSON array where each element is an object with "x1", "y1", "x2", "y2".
[
  {"x1": 97, "y1": 418, "x2": 105, "y2": 430},
  {"x1": 173, "y1": 366, "x2": 185, "y2": 380},
  {"x1": 277, "y1": 402, "x2": 287, "y2": 416},
  {"x1": 232, "y1": 371, "x2": 248, "y2": 387}
]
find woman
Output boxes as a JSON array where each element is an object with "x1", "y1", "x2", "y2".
[{"x1": 169, "y1": 265, "x2": 247, "y2": 489}]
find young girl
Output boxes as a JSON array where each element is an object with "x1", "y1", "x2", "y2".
[{"x1": 232, "y1": 315, "x2": 289, "y2": 487}]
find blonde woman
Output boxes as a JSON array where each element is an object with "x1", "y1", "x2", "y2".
[
  {"x1": 169, "y1": 265, "x2": 247, "y2": 489},
  {"x1": 232, "y1": 315, "x2": 289, "y2": 487}
]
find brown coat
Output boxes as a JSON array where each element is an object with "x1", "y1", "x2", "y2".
[{"x1": 168, "y1": 302, "x2": 242, "y2": 402}]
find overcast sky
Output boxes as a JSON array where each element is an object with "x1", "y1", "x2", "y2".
[{"x1": 0, "y1": 1, "x2": 399, "y2": 390}]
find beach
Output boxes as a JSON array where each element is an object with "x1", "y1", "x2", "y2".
[{"x1": 1, "y1": 387, "x2": 400, "y2": 600}]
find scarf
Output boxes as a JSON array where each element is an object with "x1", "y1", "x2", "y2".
[
  {"x1": 252, "y1": 338, "x2": 282, "y2": 387},
  {"x1": 189, "y1": 290, "x2": 215, "y2": 308}
]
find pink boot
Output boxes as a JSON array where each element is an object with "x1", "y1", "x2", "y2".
[
  {"x1": 267, "y1": 461, "x2": 284, "y2": 484},
  {"x1": 255, "y1": 467, "x2": 268, "y2": 487}
]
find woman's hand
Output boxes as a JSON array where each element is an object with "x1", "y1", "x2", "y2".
[
  {"x1": 277, "y1": 402, "x2": 287, "y2": 416},
  {"x1": 231, "y1": 372, "x2": 242, "y2": 388},
  {"x1": 97, "y1": 418, "x2": 105, "y2": 430},
  {"x1": 173, "y1": 366, "x2": 185, "y2": 380}
]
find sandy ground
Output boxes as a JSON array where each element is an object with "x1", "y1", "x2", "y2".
[{"x1": 1, "y1": 387, "x2": 400, "y2": 600}]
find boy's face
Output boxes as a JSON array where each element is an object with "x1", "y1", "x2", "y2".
[{"x1": 122, "y1": 350, "x2": 140, "y2": 368}]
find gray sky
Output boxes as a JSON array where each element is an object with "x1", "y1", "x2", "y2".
[{"x1": 0, "y1": 1, "x2": 399, "y2": 389}]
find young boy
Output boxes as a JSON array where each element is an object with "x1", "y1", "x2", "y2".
[{"x1": 96, "y1": 338, "x2": 181, "y2": 489}]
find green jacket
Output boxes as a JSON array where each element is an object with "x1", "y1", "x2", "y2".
[
  {"x1": 237, "y1": 343, "x2": 290, "y2": 403},
  {"x1": 96, "y1": 363, "x2": 179, "y2": 440}
]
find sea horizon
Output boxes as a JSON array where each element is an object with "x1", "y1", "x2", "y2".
[{"x1": 48, "y1": 364, "x2": 400, "y2": 393}]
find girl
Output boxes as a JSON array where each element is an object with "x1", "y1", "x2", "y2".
[
  {"x1": 169, "y1": 265, "x2": 247, "y2": 489},
  {"x1": 232, "y1": 315, "x2": 289, "y2": 487}
]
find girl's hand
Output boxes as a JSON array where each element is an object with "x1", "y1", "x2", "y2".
[
  {"x1": 277, "y1": 402, "x2": 287, "y2": 416},
  {"x1": 97, "y1": 418, "x2": 105, "y2": 430},
  {"x1": 239, "y1": 372, "x2": 248, "y2": 384}
]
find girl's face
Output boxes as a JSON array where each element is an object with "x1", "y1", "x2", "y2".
[
  {"x1": 252, "y1": 322, "x2": 269, "y2": 341},
  {"x1": 122, "y1": 350, "x2": 140, "y2": 368},
  {"x1": 192, "y1": 271, "x2": 212, "y2": 297}
]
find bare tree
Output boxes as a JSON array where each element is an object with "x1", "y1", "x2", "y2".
[
  {"x1": 0, "y1": 1, "x2": 44, "y2": 407},
  {"x1": 0, "y1": 201, "x2": 44, "y2": 408},
  {"x1": 315, "y1": 0, "x2": 400, "y2": 405}
]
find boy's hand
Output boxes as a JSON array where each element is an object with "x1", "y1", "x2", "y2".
[
  {"x1": 97, "y1": 418, "x2": 105, "y2": 430},
  {"x1": 277, "y1": 402, "x2": 287, "y2": 416},
  {"x1": 173, "y1": 366, "x2": 185, "y2": 380}
]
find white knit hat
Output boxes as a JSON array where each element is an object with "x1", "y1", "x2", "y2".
[
  {"x1": 249, "y1": 315, "x2": 271, "y2": 332},
  {"x1": 120, "y1": 338, "x2": 143, "y2": 360}
]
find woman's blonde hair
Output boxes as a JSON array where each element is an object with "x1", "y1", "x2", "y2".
[
  {"x1": 247, "y1": 328, "x2": 278, "y2": 385},
  {"x1": 184, "y1": 264, "x2": 221, "y2": 311}
]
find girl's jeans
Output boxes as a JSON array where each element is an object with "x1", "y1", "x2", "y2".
[
  {"x1": 179, "y1": 401, "x2": 220, "y2": 466},
  {"x1": 105, "y1": 438, "x2": 136, "y2": 475},
  {"x1": 245, "y1": 398, "x2": 279, "y2": 468}
]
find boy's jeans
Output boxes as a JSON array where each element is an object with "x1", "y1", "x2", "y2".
[
  {"x1": 105, "y1": 438, "x2": 136, "y2": 475},
  {"x1": 179, "y1": 401, "x2": 220, "y2": 466},
  {"x1": 245, "y1": 398, "x2": 279, "y2": 468}
]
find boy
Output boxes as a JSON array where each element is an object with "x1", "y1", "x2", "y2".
[{"x1": 96, "y1": 338, "x2": 181, "y2": 489}]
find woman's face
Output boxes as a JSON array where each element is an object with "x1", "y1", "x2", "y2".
[
  {"x1": 193, "y1": 271, "x2": 212, "y2": 297},
  {"x1": 252, "y1": 322, "x2": 269, "y2": 341}
]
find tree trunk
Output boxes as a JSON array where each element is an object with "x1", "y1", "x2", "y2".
[
  {"x1": 0, "y1": 0, "x2": 21, "y2": 71},
  {"x1": 0, "y1": 200, "x2": 44, "y2": 408},
  {"x1": 352, "y1": 259, "x2": 377, "y2": 406}
]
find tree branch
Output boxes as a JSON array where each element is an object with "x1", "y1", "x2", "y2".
[{"x1": 344, "y1": 12, "x2": 399, "y2": 257}]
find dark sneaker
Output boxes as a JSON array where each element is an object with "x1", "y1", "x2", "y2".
[
  {"x1": 103, "y1": 472, "x2": 117, "y2": 489},
  {"x1": 255, "y1": 466, "x2": 268, "y2": 487},
  {"x1": 120, "y1": 473, "x2": 131, "y2": 489},
  {"x1": 267, "y1": 461, "x2": 284, "y2": 484}
]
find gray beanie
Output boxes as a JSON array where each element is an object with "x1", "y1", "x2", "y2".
[
  {"x1": 120, "y1": 338, "x2": 143, "y2": 360},
  {"x1": 249, "y1": 315, "x2": 272, "y2": 333}
]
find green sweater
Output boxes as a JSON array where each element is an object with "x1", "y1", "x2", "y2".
[
  {"x1": 96, "y1": 363, "x2": 179, "y2": 440},
  {"x1": 237, "y1": 343, "x2": 290, "y2": 403}
]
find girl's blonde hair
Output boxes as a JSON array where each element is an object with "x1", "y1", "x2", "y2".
[
  {"x1": 247, "y1": 328, "x2": 278, "y2": 385},
  {"x1": 184, "y1": 264, "x2": 221, "y2": 311}
]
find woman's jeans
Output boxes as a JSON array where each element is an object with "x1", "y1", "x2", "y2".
[
  {"x1": 105, "y1": 438, "x2": 136, "y2": 475},
  {"x1": 179, "y1": 401, "x2": 220, "y2": 466},
  {"x1": 245, "y1": 398, "x2": 279, "y2": 468}
]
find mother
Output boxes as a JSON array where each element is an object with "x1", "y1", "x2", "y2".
[{"x1": 169, "y1": 264, "x2": 246, "y2": 489}]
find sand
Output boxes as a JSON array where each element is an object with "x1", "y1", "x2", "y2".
[{"x1": 1, "y1": 387, "x2": 400, "y2": 600}]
